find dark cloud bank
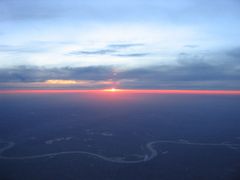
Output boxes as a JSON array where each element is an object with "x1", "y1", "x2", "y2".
[
  {"x1": 1, "y1": 46, "x2": 240, "y2": 89},
  {"x1": 0, "y1": 57, "x2": 240, "y2": 89}
]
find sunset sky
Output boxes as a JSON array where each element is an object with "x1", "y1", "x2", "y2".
[{"x1": 0, "y1": 0, "x2": 240, "y2": 90}]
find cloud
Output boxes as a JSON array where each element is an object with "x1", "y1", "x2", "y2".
[
  {"x1": 116, "y1": 53, "x2": 240, "y2": 89},
  {"x1": 114, "y1": 53, "x2": 150, "y2": 57},
  {"x1": 0, "y1": 56, "x2": 240, "y2": 90},
  {"x1": 184, "y1": 45, "x2": 199, "y2": 48},
  {"x1": 0, "y1": 41, "x2": 62, "y2": 54},
  {"x1": 1, "y1": 0, "x2": 240, "y2": 23},
  {"x1": 0, "y1": 80, "x2": 115, "y2": 90},
  {"x1": 45, "y1": 80, "x2": 78, "y2": 84},
  {"x1": 0, "y1": 0, "x2": 63, "y2": 21},
  {"x1": 1, "y1": 46, "x2": 240, "y2": 89},
  {"x1": 0, "y1": 66, "x2": 113, "y2": 83},
  {"x1": 68, "y1": 49, "x2": 117, "y2": 56},
  {"x1": 227, "y1": 47, "x2": 240, "y2": 58},
  {"x1": 68, "y1": 50, "x2": 150, "y2": 57},
  {"x1": 107, "y1": 43, "x2": 144, "y2": 49},
  {"x1": 0, "y1": 45, "x2": 46, "y2": 54},
  {"x1": 68, "y1": 43, "x2": 148, "y2": 57},
  {"x1": 120, "y1": 63, "x2": 240, "y2": 82}
]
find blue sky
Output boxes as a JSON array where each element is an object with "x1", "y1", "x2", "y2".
[{"x1": 0, "y1": 0, "x2": 240, "y2": 89}]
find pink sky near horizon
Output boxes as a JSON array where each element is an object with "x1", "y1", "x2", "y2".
[{"x1": 0, "y1": 89, "x2": 240, "y2": 95}]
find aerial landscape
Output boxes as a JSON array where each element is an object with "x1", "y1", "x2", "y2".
[{"x1": 0, "y1": 0, "x2": 240, "y2": 180}]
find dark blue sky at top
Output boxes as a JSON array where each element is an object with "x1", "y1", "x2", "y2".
[{"x1": 0, "y1": 0, "x2": 240, "y2": 89}]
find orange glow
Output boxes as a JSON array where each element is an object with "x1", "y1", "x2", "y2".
[
  {"x1": 103, "y1": 88, "x2": 122, "y2": 92},
  {"x1": 108, "y1": 89, "x2": 240, "y2": 95},
  {"x1": 42, "y1": 80, "x2": 116, "y2": 86},
  {"x1": 0, "y1": 89, "x2": 240, "y2": 95},
  {"x1": 45, "y1": 80, "x2": 78, "y2": 84}
]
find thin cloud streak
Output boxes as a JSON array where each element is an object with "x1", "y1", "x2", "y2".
[
  {"x1": 114, "y1": 53, "x2": 150, "y2": 57},
  {"x1": 107, "y1": 43, "x2": 144, "y2": 49},
  {"x1": 69, "y1": 49, "x2": 117, "y2": 56},
  {"x1": 67, "y1": 43, "x2": 147, "y2": 57}
]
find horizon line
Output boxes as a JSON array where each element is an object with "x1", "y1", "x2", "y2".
[{"x1": 0, "y1": 89, "x2": 240, "y2": 95}]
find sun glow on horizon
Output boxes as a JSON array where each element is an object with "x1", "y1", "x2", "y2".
[
  {"x1": 110, "y1": 88, "x2": 116, "y2": 92},
  {"x1": 103, "y1": 88, "x2": 121, "y2": 92},
  {"x1": 0, "y1": 89, "x2": 240, "y2": 95}
]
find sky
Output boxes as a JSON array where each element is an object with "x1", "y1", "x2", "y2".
[{"x1": 0, "y1": 0, "x2": 240, "y2": 90}]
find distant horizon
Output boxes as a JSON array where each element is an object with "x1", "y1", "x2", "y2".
[{"x1": 1, "y1": 89, "x2": 240, "y2": 95}]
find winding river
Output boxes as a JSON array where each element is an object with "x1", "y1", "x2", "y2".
[{"x1": 0, "y1": 140, "x2": 239, "y2": 164}]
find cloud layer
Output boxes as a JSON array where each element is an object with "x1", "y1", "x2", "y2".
[{"x1": 0, "y1": 53, "x2": 239, "y2": 89}]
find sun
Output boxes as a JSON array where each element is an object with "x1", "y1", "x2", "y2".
[
  {"x1": 103, "y1": 88, "x2": 121, "y2": 92},
  {"x1": 110, "y1": 88, "x2": 117, "y2": 92}
]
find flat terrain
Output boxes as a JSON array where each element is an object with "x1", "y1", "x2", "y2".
[{"x1": 0, "y1": 93, "x2": 240, "y2": 180}]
